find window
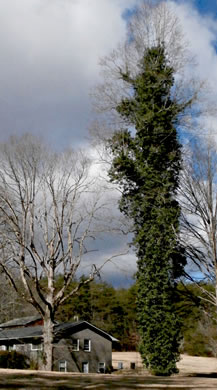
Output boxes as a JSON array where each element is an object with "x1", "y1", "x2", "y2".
[
  {"x1": 0, "y1": 345, "x2": 6, "y2": 351},
  {"x1": 82, "y1": 362, "x2": 89, "y2": 373},
  {"x1": 59, "y1": 360, "x2": 67, "y2": 372},
  {"x1": 15, "y1": 344, "x2": 25, "y2": 352},
  {"x1": 31, "y1": 343, "x2": 43, "y2": 351},
  {"x1": 8, "y1": 345, "x2": 16, "y2": 352},
  {"x1": 83, "y1": 339, "x2": 91, "y2": 352},
  {"x1": 72, "y1": 339, "x2": 79, "y2": 351},
  {"x1": 98, "y1": 362, "x2": 105, "y2": 373}
]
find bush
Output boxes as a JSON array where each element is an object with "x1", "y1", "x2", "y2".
[{"x1": 0, "y1": 350, "x2": 29, "y2": 369}]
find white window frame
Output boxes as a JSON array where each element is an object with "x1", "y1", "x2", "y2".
[
  {"x1": 82, "y1": 361, "x2": 89, "y2": 373},
  {"x1": 14, "y1": 344, "x2": 25, "y2": 352},
  {"x1": 59, "y1": 360, "x2": 67, "y2": 372},
  {"x1": 31, "y1": 343, "x2": 43, "y2": 351},
  {"x1": 16, "y1": 344, "x2": 25, "y2": 348},
  {"x1": 83, "y1": 339, "x2": 91, "y2": 352},
  {"x1": 72, "y1": 339, "x2": 79, "y2": 351},
  {"x1": 98, "y1": 362, "x2": 105, "y2": 373}
]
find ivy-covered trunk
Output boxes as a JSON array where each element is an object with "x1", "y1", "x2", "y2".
[
  {"x1": 108, "y1": 45, "x2": 188, "y2": 375},
  {"x1": 137, "y1": 200, "x2": 183, "y2": 375}
]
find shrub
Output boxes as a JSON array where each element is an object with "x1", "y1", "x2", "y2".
[{"x1": 0, "y1": 350, "x2": 29, "y2": 369}]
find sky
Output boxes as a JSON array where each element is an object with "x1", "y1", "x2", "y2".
[
  {"x1": 194, "y1": 0, "x2": 217, "y2": 16},
  {"x1": 0, "y1": 0, "x2": 217, "y2": 286}
]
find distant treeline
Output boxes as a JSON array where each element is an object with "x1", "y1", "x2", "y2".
[
  {"x1": 56, "y1": 277, "x2": 217, "y2": 356},
  {"x1": 0, "y1": 275, "x2": 216, "y2": 355},
  {"x1": 55, "y1": 277, "x2": 139, "y2": 351}
]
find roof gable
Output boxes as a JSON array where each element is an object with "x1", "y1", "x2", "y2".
[
  {"x1": 55, "y1": 321, "x2": 119, "y2": 342},
  {"x1": 0, "y1": 319, "x2": 118, "y2": 343}
]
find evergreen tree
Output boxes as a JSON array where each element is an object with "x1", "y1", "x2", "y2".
[
  {"x1": 55, "y1": 276, "x2": 92, "y2": 323},
  {"x1": 108, "y1": 45, "x2": 187, "y2": 375}
]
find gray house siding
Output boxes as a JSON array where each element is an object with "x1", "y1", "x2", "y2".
[
  {"x1": 0, "y1": 319, "x2": 116, "y2": 373},
  {"x1": 53, "y1": 328, "x2": 112, "y2": 373}
]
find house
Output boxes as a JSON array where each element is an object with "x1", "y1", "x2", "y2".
[{"x1": 0, "y1": 316, "x2": 118, "y2": 373}]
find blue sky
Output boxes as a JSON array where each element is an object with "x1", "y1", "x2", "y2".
[
  {"x1": 193, "y1": 0, "x2": 217, "y2": 52},
  {"x1": 0, "y1": 0, "x2": 216, "y2": 286},
  {"x1": 124, "y1": 1, "x2": 217, "y2": 22},
  {"x1": 194, "y1": 0, "x2": 217, "y2": 16},
  {"x1": 0, "y1": 0, "x2": 216, "y2": 149}
]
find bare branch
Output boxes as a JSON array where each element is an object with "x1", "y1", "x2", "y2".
[
  {"x1": 180, "y1": 136, "x2": 217, "y2": 309},
  {"x1": 0, "y1": 134, "x2": 126, "y2": 370}
]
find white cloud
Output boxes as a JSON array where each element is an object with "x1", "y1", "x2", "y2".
[
  {"x1": 0, "y1": 0, "x2": 216, "y2": 142},
  {"x1": 170, "y1": 1, "x2": 217, "y2": 116},
  {"x1": 170, "y1": 1, "x2": 217, "y2": 77},
  {"x1": 1, "y1": 0, "x2": 217, "y2": 285},
  {"x1": 0, "y1": 0, "x2": 139, "y2": 147}
]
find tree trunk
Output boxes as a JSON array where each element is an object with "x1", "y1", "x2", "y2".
[
  {"x1": 42, "y1": 312, "x2": 54, "y2": 371},
  {"x1": 215, "y1": 268, "x2": 217, "y2": 309}
]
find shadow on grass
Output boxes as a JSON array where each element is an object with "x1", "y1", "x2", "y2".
[
  {"x1": 2, "y1": 372, "x2": 217, "y2": 389},
  {"x1": 190, "y1": 372, "x2": 217, "y2": 378}
]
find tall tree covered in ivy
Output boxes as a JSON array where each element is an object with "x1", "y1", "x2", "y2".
[{"x1": 108, "y1": 45, "x2": 187, "y2": 375}]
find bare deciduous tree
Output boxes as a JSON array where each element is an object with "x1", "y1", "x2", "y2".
[
  {"x1": 0, "y1": 134, "x2": 125, "y2": 370},
  {"x1": 198, "y1": 313, "x2": 217, "y2": 357},
  {"x1": 90, "y1": 0, "x2": 208, "y2": 146},
  {"x1": 180, "y1": 136, "x2": 217, "y2": 309},
  {"x1": 0, "y1": 273, "x2": 35, "y2": 323}
]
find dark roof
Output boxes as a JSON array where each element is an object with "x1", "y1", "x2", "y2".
[
  {"x1": 0, "y1": 315, "x2": 41, "y2": 328},
  {"x1": 0, "y1": 319, "x2": 118, "y2": 343},
  {"x1": 54, "y1": 321, "x2": 119, "y2": 342},
  {"x1": 0, "y1": 325, "x2": 43, "y2": 341}
]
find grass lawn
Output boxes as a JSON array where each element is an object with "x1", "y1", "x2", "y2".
[
  {"x1": 1, "y1": 370, "x2": 217, "y2": 389},
  {"x1": 1, "y1": 354, "x2": 217, "y2": 389}
]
